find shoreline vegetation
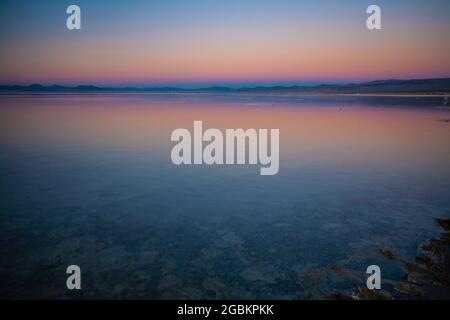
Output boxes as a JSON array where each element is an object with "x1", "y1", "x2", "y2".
[{"x1": 1, "y1": 78, "x2": 450, "y2": 97}]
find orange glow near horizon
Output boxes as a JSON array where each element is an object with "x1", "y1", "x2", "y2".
[{"x1": 1, "y1": 1, "x2": 450, "y2": 85}]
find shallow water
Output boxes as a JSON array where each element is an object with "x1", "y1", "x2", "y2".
[{"x1": 1, "y1": 93, "x2": 449, "y2": 299}]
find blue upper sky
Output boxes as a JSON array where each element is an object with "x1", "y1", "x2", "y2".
[{"x1": 1, "y1": 0, "x2": 449, "y2": 87}]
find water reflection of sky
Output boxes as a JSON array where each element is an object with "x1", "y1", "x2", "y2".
[{"x1": 0, "y1": 94, "x2": 449, "y2": 298}]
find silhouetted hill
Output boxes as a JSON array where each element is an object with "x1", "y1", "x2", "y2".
[{"x1": 1, "y1": 78, "x2": 450, "y2": 94}]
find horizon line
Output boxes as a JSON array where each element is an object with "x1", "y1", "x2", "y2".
[{"x1": 2, "y1": 76, "x2": 450, "y2": 91}]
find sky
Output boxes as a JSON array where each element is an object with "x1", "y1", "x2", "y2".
[{"x1": 0, "y1": 0, "x2": 450, "y2": 87}]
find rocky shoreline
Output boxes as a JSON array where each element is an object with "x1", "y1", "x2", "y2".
[{"x1": 328, "y1": 218, "x2": 450, "y2": 300}]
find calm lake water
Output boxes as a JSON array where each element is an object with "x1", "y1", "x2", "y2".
[{"x1": 1, "y1": 93, "x2": 449, "y2": 299}]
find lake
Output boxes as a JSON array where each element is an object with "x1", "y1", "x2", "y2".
[{"x1": 1, "y1": 93, "x2": 449, "y2": 299}]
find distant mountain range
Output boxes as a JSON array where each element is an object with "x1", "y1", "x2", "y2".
[{"x1": 1, "y1": 78, "x2": 450, "y2": 94}]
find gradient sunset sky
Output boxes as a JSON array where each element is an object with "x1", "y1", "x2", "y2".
[{"x1": 1, "y1": 0, "x2": 449, "y2": 87}]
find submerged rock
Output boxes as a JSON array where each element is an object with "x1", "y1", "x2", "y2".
[
  {"x1": 213, "y1": 231, "x2": 243, "y2": 249},
  {"x1": 352, "y1": 287, "x2": 392, "y2": 300},
  {"x1": 326, "y1": 217, "x2": 450, "y2": 300},
  {"x1": 377, "y1": 249, "x2": 396, "y2": 260},
  {"x1": 240, "y1": 265, "x2": 277, "y2": 284}
]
